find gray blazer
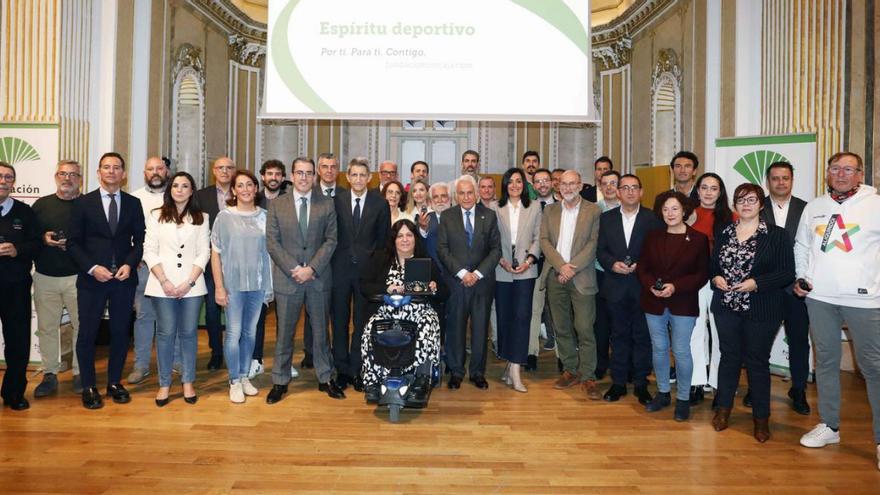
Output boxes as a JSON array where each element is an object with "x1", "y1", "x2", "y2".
[
  {"x1": 266, "y1": 191, "x2": 338, "y2": 295},
  {"x1": 494, "y1": 201, "x2": 542, "y2": 282}
]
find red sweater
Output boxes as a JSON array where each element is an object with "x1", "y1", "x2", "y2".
[{"x1": 636, "y1": 226, "x2": 710, "y2": 316}]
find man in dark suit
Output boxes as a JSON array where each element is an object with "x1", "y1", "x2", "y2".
[
  {"x1": 437, "y1": 175, "x2": 501, "y2": 390},
  {"x1": 580, "y1": 156, "x2": 613, "y2": 203},
  {"x1": 597, "y1": 174, "x2": 663, "y2": 404},
  {"x1": 759, "y1": 160, "x2": 811, "y2": 415},
  {"x1": 67, "y1": 152, "x2": 146, "y2": 409},
  {"x1": 266, "y1": 157, "x2": 344, "y2": 402},
  {"x1": 194, "y1": 156, "x2": 235, "y2": 371},
  {"x1": 331, "y1": 157, "x2": 389, "y2": 390}
]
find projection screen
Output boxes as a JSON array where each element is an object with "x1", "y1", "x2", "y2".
[{"x1": 264, "y1": 0, "x2": 597, "y2": 122}]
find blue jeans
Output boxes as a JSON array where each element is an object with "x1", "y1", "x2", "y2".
[
  {"x1": 152, "y1": 296, "x2": 201, "y2": 387},
  {"x1": 224, "y1": 290, "x2": 263, "y2": 382},
  {"x1": 645, "y1": 309, "x2": 696, "y2": 401},
  {"x1": 134, "y1": 264, "x2": 181, "y2": 370}
]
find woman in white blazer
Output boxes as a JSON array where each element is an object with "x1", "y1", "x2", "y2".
[
  {"x1": 494, "y1": 168, "x2": 542, "y2": 392},
  {"x1": 142, "y1": 172, "x2": 210, "y2": 407}
]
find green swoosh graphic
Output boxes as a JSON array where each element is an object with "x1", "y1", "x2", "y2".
[
  {"x1": 511, "y1": 0, "x2": 589, "y2": 56},
  {"x1": 272, "y1": 0, "x2": 334, "y2": 112}
]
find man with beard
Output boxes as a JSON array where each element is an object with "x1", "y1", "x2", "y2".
[
  {"x1": 407, "y1": 161, "x2": 429, "y2": 191},
  {"x1": 127, "y1": 156, "x2": 171, "y2": 384},
  {"x1": 420, "y1": 182, "x2": 454, "y2": 367},
  {"x1": 521, "y1": 151, "x2": 540, "y2": 200},
  {"x1": 450, "y1": 150, "x2": 481, "y2": 204},
  {"x1": 525, "y1": 168, "x2": 558, "y2": 371}
]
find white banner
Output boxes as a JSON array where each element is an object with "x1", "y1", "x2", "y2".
[
  {"x1": 715, "y1": 133, "x2": 817, "y2": 378},
  {"x1": 0, "y1": 124, "x2": 60, "y2": 366}
]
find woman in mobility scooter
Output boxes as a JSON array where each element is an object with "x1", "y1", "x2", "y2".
[{"x1": 359, "y1": 219, "x2": 448, "y2": 416}]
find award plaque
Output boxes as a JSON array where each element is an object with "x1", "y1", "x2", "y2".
[{"x1": 404, "y1": 258, "x2": 432, "y2": 293}]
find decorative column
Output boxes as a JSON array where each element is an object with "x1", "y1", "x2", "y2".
[{"x1": 227, "y1": 34, "x2": 265, "y2": 171}]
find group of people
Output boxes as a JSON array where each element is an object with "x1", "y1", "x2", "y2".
[{"x1": 0, "y1": 147, "x2": 877, "y2": 469}]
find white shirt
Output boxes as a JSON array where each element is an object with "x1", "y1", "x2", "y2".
[
  {"x1": 455, "y1": 205, "x2": 483, "y2": 280},
  {"x1": 0, "y1": 197, "x2": 13, "y2": 216},
  {"x1": 320, "y1": 182, "x2": 336, "y2": 197},
  {"x1": 351, "y1": 189, "x2": 367, "y2": 214},
  {"x1": 556, "y1": 200, "x2": 580, "y2": 263},
  {"x1": 99, "y1": 187, "x2": 121, "y2": 225},
  {"x1": 621, "y1": 205, "x2": 639, "y2": 247},
  {"x1": 293, "y1": 190, "x2": 312, "y2": 226},
  {"x1": 131, "y1": 186, "x2": 165, "y2": 221},
  {"x1": 771, "y1": 195, "x2": 791, "y2": 228},
  {"x1": 508, "y1": 201, "x2": 522, "y2": 243}
]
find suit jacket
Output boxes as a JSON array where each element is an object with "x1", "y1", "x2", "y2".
[
  {"x1": 68, "y1": 188, "x2": 146, "y2": 289},
  {"x1": 436, "y1": 203, "x2": 501, "y2": 293},
  {"x1": 539, "y1": 198, "x2": 601, "y2": 295},
  {"x1": 597, "y1": 206, "x2": 663, "y2": 302},
  {"x1": 332, "y1": 189, "x2": 389, "y2": 276},
  {"x1": 710, "y1": 223, "x2": 795, "y2": 322},
  {"x1": 421, "y1": 210, "x2": 442, "y2": 270},
  {"x1": 494, "y1": 201, "x2": 542, "y2": 282},
  {"x1": 760, "y1": 195, "x2": 807, "y2": 243},
  {"x1": 266, "y1": 191, "x2": 338, "y2": 294},
  {"x1": 141, "y1": 210, "x2": 210, "y2": 297},
  {"x1": 194, "y1": 185, "x2": 227, "y2": 230},
  {"x1": 580, "y1": 184, "x2": 597, "y2": 203}
]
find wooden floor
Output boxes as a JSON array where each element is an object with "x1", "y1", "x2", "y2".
[{"x1": 2, "y1": 319, "x2": 879, "y2": 494}]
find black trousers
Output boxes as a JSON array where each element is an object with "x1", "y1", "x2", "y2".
[
  {"x1": 446, "y1": 282, "x2": 493, "y2": 378},
  {"x1": 76, "y1": 280, "x2": 136, "y2": 389},
  {"x1": 607, "y1": 292, "x2": 652, "y2": 387},
  {"x1": 331, "y1": 270, "x2": 369, "y2": 377},
  {"x1": 204, "y1": 271, "x2": 225, "y2": 358},
  {"x1": 781, "y1": 291, "x2": 810, "y2": 390},
  {"x1": 594, "y1": 270, "x2": 611, "y2": 375},
  {"x1": 0, "y1": 277, "x2": 32, "y2": 401},
  {"x1": 714, "y1": 307, "x2": 780, "y2": 419}
]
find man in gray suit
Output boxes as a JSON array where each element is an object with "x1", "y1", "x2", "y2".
[
  {"x1": 265, "y1": 157, "x2": 345, "y2": 402},
  {"x1": 438, "y1": 175, "x2": 501, "y2": 390},
  {"x1": 758, "y1": 160, "x2": 811, "y2": 415}
]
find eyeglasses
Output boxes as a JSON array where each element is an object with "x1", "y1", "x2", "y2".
[
  {"x1": 56, "y1": 171, "x2": 81, "y2": 179},
  {"x1": 379, "y1": 170, "x2": 396, "y2": 176},
  {"x1": 735, "y1": 196, "x2": 760, "y2": 205},
  {"x1": 559, "y1": 181, "x2": 580, "y2": 188},
  {"x1": 0, "y1": 174, "x2": 16, "y2": 182},
  {"x1": 827, "y1": 166, "x2": 861, "y2": 176},
  {"x1": 293, "y1": 170, "x2": 315, "y2": 178},
  {"x1": 618, "y1": 185, "x2": 641, "y2": 192},
  {"x1": 600, "y1": 181, "x2": 619, "y2": 188}
]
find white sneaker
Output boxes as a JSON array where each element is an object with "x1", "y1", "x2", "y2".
[
  {"x1": 229, "y1": 382, "x2": 245, "y2": 403},
  {"x1": 800, "y1": 423, "x2": 841, "y2": 448},
  {"x1": 240, "y1": 377, "x2": 258, "y2": 396},
  {"x1": 247, "y1": 359, "x2": 264, "y2": 379},
  {"x1": 290, "y1": 366, "x2": 300, "y2": 379}
]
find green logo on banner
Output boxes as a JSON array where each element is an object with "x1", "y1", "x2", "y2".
[
  {"x1": 0, "y1": 137, "x2": 40, "y2": 166},
  {"x1": 733, "y1": 150, "x2": 789, "y2": 185}
]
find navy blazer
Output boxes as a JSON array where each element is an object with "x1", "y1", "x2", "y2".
[
  {"x1": 597, "y1": 206, "x2": 664, "y2": 303},
  {"x1": 421, "y1": 211, "x2": 442, "y2": 270},
  {"x1": 67, "y1": 189, "x2": 146, "y2": 289},
  {"x1": 332, "y1": 188, "x2": 390, "y2": 272},
  {"x1": 436, "y1": 203, "x2": 501, "y2": 293}
]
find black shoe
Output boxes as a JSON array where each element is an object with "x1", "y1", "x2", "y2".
[
  {"x1": 353, "y1": 377, "x2": 364, "y2": 393},
  {"x1": 207, "y1": 355, "x2": 223, "y2": 371},
  {"x1": 788, "y1": 388, "x2": 810, "y2": 415},
  {"x1": 469, "y1": 375, "x2": 489, "y2": 390},
  {"x1": 266, "y1": 384, "x2": 288, "y2": 404},
  {"x1": 34, "y1": 373, "x2": 58, "y2": 397},
  {"x1": 743, "y1": 389, "x2": 753, "y2": 408},
  {"x1": 689, "y1": 386, "x2": 704, "y2": 405},
  {"x1": 408, "y1": 376, "x2": 430, "y2": 404},
  {"x1": 447, "y1": 375, "x2": 462, "y2": 389},
  {"x1": 336, "y1": 373, "x2": 353, "y2": 391},
  {"x1": 106, "y1": 383, "x2": 131, "y2": 404},
  {"x1": 674, "y1": 400, "x2": 691, "y2": 422},
  {"x1": 81, "y1": 387, "x2": 103, "y2": 410},
  {"x1": 525, "y1": 355, "x2": 537, "y2": 371},
  {"x1": 634, "y1": 385, "x2": 653, "y2": 405},
  {"x1": 603, "y1": 384, "x2": 627, "y2": 402},
  {"x1": 183, "y1": 395, "x2": 198, "y2": 405},
  {"x1": 319, "y1": 380, "x2": 346, "y2": 399},
  {"x1": 3, "y1": 396, "x2": 30, "y2": 411},
  {"x1": 594, "y1": 368, "x2": 607, "y2": 380},
  {"x1": 365, "y1": 384, "x2": 380, "y2": 404},
  {"x1": 645, "y1": 392, "x2": 671, "y2": 412},
  {"x1": 301, "y1": 353, "x2": 314, "y2": 369},
  {"x1": 155, "y1": 397, "x2": 169, "y2": 407}
]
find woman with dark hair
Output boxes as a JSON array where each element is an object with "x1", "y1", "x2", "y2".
[
  {"x1": 710, "y1": 183, "x2": 794, "y2": 442},
  {"x1": 494, "y1": 168, "x2": 542, "y2": 393},
  {"x1": 688, "y1": 172, "x2": 735, "y2": 404},
  {"x1": 143, "y1": 172, "x2": 209, "y2": 406},
  {"x1": 359, "y1": 219, "x2": 448, "y2": 403},
  {"x1": 382, "y1": 180, "x2": 412, "y2": 224},
  {"x1": 211, "y1": 169, "x2": 273, "y2": 403},
  {"x1": 637, "y1": 191, "x2": 709, "y2": 420}
]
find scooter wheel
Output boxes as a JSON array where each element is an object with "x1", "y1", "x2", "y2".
[{"x1": 389, "y1": 404, "x2": 401, "y2": 423}]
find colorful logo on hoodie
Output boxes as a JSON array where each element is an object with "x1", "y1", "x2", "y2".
[{"x1": 815, "y1": 214, "x2": 860, "y2": 252}]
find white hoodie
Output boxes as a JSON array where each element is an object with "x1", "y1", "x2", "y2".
[{"x1": 794, "y1": 184, "x2": 880, "y2": 308}]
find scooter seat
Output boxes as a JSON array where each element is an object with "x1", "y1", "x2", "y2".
[{"x1": 376, "y1": 330, "x2": 413, "y2": 348}]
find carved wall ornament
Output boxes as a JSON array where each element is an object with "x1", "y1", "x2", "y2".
[
  {"x1": 172, "y1": 43, "x2": 205, "y2": 87},
  {"x1": 228, "y1": 34, "x2": 266, "y2": 67},
  {"x1": 592, "y1": 36, "x2": 632, "y2": 70},
  {"x1": 651, "y1": 48, "x2": 682, "y2": 90}
]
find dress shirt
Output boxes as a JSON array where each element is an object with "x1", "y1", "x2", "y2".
[
  {"x1": 771, "y1": 196, "x2": 791, "y2": 228},
  {"x1": 293, "y1": 189, "x2": 312, "y2": 224},
  {"x1": 556, "y1": 199, "x2": 580, "y2": 263},
  {"x1": 0, "y1": 196, "x2": 12, "y2": 217},
  {"x1": 455, "y1": 205, "x2": 483, "y2": 280},
  {"x1": 320, "y1": 182, "x2": 336, "y2": 197},
  {"x1": 621, "y1": 205, "x2": 639, "y2": 248},
  {"x1": 351, "y1": 189, "x2": 367, "y2": 214},
  {"x1": 99, "y1": 187, "x2": 121, "y2": 225},
  {"x1": 215, "y1": 186, "x2": 231, "y2": 211},
  {"x1": 508, "y1": 201, "x2": 521, "y2": 242}
]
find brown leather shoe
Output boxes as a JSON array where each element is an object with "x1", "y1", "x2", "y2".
[
  {"x1": 753, "y1": 417, "x2": 771, "y2": 443},
  {"x1": 712, "y1": 407, "x2": 731, "y2": 431},
  {"x1": 554, "y1": 371, "x2": 581, "y2": 389},
  {"x1": 581, "y1": 380, "x2": 602, "y2": 400}
]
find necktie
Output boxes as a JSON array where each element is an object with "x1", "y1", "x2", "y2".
[
  {"x1": 108, "y1": 193, "x2": 118, "y2": 234},
  {"x1": 540, "y1": 200, "x2": 546, "y2": 212},
  {"x1": 299, "y1": 197, "x2": 309, "y2": 239},
  {"x1": 353, "y1": 197, "x2": 362, "y2": 231},
  {"x1": 465, "y1": 210, "x2": 473, "y2": 247},
  {"x1": 325, "y1": 188, "x2": 333, "y2": 197}
]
